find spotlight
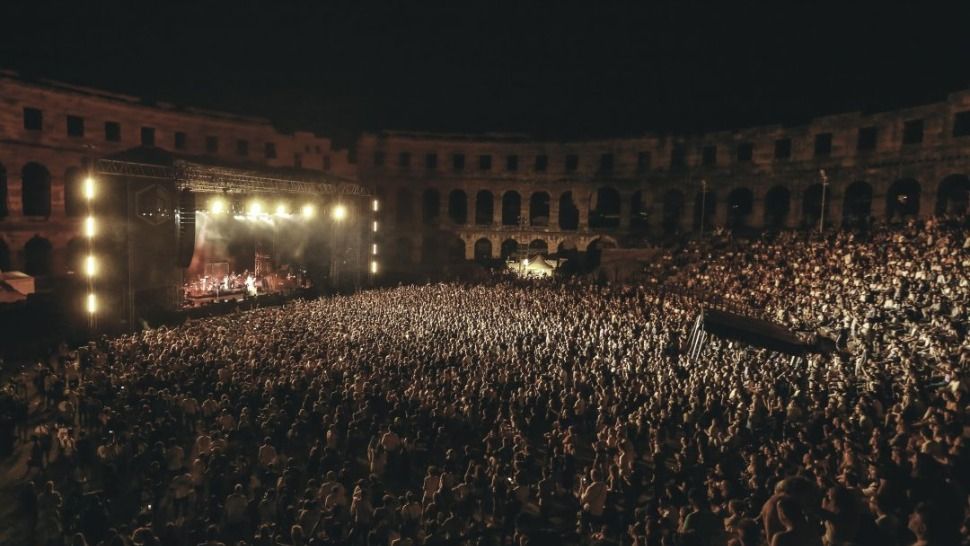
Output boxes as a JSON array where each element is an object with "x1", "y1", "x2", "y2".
[
  {"x1": 276, "y1": 202, "x2": 289, "y2": 216},
  {"x1": 86, "y1": 293, "x2": 97, "y2": 314},
  {"x1": 248, "y1": 200, "x2": 263, "y2": 216},
  {"x1": 84, "y1": 255, "x2": 97, "y2": 277},
  {"x1": 370, "y1": 261, "x2": 378, "y2": 274},
  {"x1": 210, "y1": 198, "x2": 227, "y2": 214},
  {"x1": 372, "y1": 199, "x2": 379, "y2": 212},
  {"x1": 332, "y1": 204, "x2": 347, "y2": 221},
  {"x1": 372, "y1": 243, "x2": 378, "y2": 255},
  {"x1": 83, "y1": 177, "x2": 95, "y2": 200},
  {"x1": 301, "y1": 204, "x2": 316, "y2": 219},
  {"x1": 84, "y1": 216, "x2": 96, "y2": 238},
  {"x1": 372, "y1": 221, "x2": 378, "y2": 232}
]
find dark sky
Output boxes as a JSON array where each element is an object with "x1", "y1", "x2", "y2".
[{"x1": 2, "y1": 2, "x2": 968, "y2": 148}]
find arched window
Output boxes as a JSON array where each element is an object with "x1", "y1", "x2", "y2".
[
  {"x1": 24, "y1": 236, "x2": 53, "y2": 276},
  {"x1": 64, "y1": 167, "x2": 85, "y2": 217},
  {"x1": 474, "y1": 191, "x2": 494, "y2": 225},
  {"x1": 501, "y1": 191, "x2": 521, "y2": 226},
  {"x1": 589, "y1": 187, "x2": 620, "y2": 229},
  {"x1": 447, "y1": 190, "x2": 467, "y2": 224},
  {"x1": 559, "y1": 192, "x2": 579, "y2": 230},
  {"x1": 763, "y1": 186, "x2": 791, "y2": 229},
  {"x1": 726, "y1": 187, "x2": 754, "y2": 228},
  {"x1": 473, "y1": 238, "x2": 492, "y2": 262},
  {"x1": 500, "y1": 239, "x2": 518, "y2": 260},
  {"x1": 421, "y1": 189, "x2": 440, "y2": 225},
  {"x1": 528, "y1": 239, "x2": 549, "y2": 255},
  {"x1": 529, "y1": 192, "x2": 550, "y2": 226},
  {"x1": 22, "y1": 162, "x2": 52, "y2": 217}
]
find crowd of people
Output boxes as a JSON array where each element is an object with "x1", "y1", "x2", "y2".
[{"x1": 3, "y1": 218, "x2": 968, "y2": 546}]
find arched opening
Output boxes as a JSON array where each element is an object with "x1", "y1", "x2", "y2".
[
  {"x1": 24, "y1": 236, "x2": 53, "y2": 276},
  {"x1": 842, "y1": 181, "x2": 873, "y2": 228},
  {"x1": 528, "y1": 239, "x2": 549, "y2": 256},
  {"x1": 64, "y1": 167, "x2": 85, "y2": 217},
  {"x1": 22, "y1": 162, "x2": 51, "y2": 217},
  {"x1": 500, "y1": 238, "x2": 519, "y2": 260},
  {"x1": 474, "y1": 190, "x2": 494, "y2": 225},
  {"x1": 559, "y1": 192, "x2": 579, "y2": 230},
  {"x1": 589, "y1": 186, "x2": 620, "y2": 229},
  {"x1": 66, "y1": 238, "x2": 85, "y2": 275},
  {"x1": 557, "y1": 240, "x2": 577, "y2": 254},
  {"x1": 502, "y1": 191, "x2": 521, "y2": 226},
  {"x1": 586, "y1": 237, "x2": 618, "y2": 269},
  {"x1": 886, "y1": 178, "x2": 921, "y2": 220},
  {"x1": 726, "y1": 187, "x2": 754, "y2": 228},
  {"x1": 0, "y1": 162, "x2": 7, "y2": 218},
  {"x1": 662, "y1": 190, "x2": 685, "y2": 235},
  {"x1": 422, "y1": 189, "x2": 441, "y2": 225},
  {"x1": 693, "y1": 189, "x2": 716, "y2": 231},
  {"x1": 529, "y1": 192, "x2": 550, "y2": 226},
  {"x1": 444, "y1": 235, "x2": 465, "y2": 262},
  {"x1": 630, "y1": 191, "x2": 648, "y2": 231},
  {"x1": 447, "y1": 190, "x2": 468, "y2": 224},
  {"x1": 390, "y1": 237, "x2": 414, "y2": 266},
  {"x1": 395, "y1": 189, "x2": 414, "y2": 226},
  {"x1": 935, "y1": 175, "x2": 969, "y2": 216},
  {"x1": 473, "y1": 238, "x2": 492, "y2": 262},
  {"x1": 763, "y1": 185, "x2": 791, "y2": 229},
  {"x1": 801, "y1": 183, "x2": 831, "y2": 228},
  {"x1": 0, "y1": 239, "x2": 10, "y2": 271}
]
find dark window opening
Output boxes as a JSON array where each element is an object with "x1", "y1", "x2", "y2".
[
  {"x1": 506, "y1": 155, "x2": 519, "y2": 171},
  {"x1": 774, "y1": 138, "x2": 791, "y2": 159},
  {"x1": 599, "y1": 153, "x2": 614, "y2": 173},
  {"x1": 670, "y1": 145, "x2": 687, "y2": 169},
  {"x1": 479, "y1": 155, "x2": 492, "y2": 171},
  {"x1": 814, "y1": 133, "x2": 832, "y2": 157},
  {"x1": 174, "y1": 132, "x2": 187, "y2": 150},
  {"x1": 565, "y1": 154, "x2": 579, "y2": 172},
  {"x1": 141, "y1": 127, "x2": 155, "y2": 146},
  {"x1": 857, "y1": 127, "x2": 878, "y2": 152},
  {"x1": 23, "y1": 107, "x2": 42, "y2": 131},
  {"x1": 903, "y1": 119, "x2": 924, "y2": 145},
  {"x1": 702, "y1": 145, "x2": 717, "y2": 167},
  {"x1": 452, "y1": 154, "x2": 465, "y2": 171},
  {"x1": 952, "y1": 111, "x2": 970, "y2": 137},
  {"x1": 637, "y1": 152, "x2": 651, "y2": 173},
  {"x1": 67, "y1": 115, "x2": 84, "y2": 137},
  {"x1": 105, "y1": 122, "x2": 121, "y2": 142},
  {"x1": 535, "y1": 155, "x2": 548, "y2": 172},
  {"x1": 265, "y1": 142, "x2": 277, "y2": 159},
  {"x1": 399, "y1": 152, "x2": 411, "y2": 168},
  {"x1": 737, "y1": 142, "x2": 753, "y2": 162},
  {"x1": 425, "y1": 153, "x2": 437, "y2": 169}
]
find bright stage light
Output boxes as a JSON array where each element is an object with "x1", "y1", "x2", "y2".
[
  {"x1": 301, "y1": 204, "x2": 316, "y2": 219},
  {"x1": 372, "y1": 199, "x2": 379, "y2": 212},
  {"x1": 83, "y1": 177, "x2": 95, "y2": 200},
  {"x1": 372, "y1": 221, "x2": 378, "y2": 232},
  {"x1": 86, "y1": 293, "x2": 97, "y2": 314},
  {"x1": 332, "y1": 204, "x2": 347, "y2": 221},
  {"x1": 248, "y1": 201, "x2": 263, "y2": 216},
  {"x1": 370, "y1": 261, "x2": 378, "y2": 274},
  {"x1": 84, "y1": 255, "x2": 97, "y2": 277},
  {"x1": 276, "y1": 202, "x2": 289, "y2": 216},
  {"x1": 372, "y1": 243, "x2": 378, "y2": 255},
  {"x1": 210, "y1": 198, "x2": 227, "y2": 214},
  {"x1": 84, "y1": 216, "x2": 96, "y2": 238}
]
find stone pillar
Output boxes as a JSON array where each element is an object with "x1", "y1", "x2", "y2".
[
  {"x1": 464, "y1": 237, "x2": 475, "y2": 260},
  {"x1": 576, "y1": 189, "x2": 590, "y2": 230},
  {"x1": 548, "y1": 192, "x2": 560, "y2": 230},
  {"x1": 465, "y1": 191, "x2": 473, "y2": 225},
  {"x1": 619, "y1": 193, "x2": 632, "y2": 230},
  {"x1": 521, "y1": 190, "x2": 532, "y2": 226},
  {"x1": 644, "y1": 190, "x2": 661, "y2": 234},
  {"x1": 751, "y1": 196, "x2": 766, "y2": 229},
  {"x1": 490, "y1": 236, "x2": 501, "y2": 258},
  {"x1": 7, "y1": 161, "x2": 22, "y2": 216},
  {"x1": 492, "y1": 191, "x2": 502, "y2": 226}
]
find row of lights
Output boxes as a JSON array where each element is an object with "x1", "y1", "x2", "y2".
[
  {"x1": 83, "y1": 176, "x2": 97, "y2": 316},
  {"x1": 205, "y1": 197, "x2": 354, "y2": 222},
  {"x1": 371, "y1": 199, "x2": 379, "y2": 275}
]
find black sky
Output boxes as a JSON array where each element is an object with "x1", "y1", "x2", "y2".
[{"x1": 1, "y1": 2, "x2": 968, "y2": 148}]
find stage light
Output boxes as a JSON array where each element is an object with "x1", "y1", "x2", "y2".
[
  {"x1": 84, "y1": 255, "x2": 97, "y2": 277},
  {"x1": 370, "y1": 261, "x2": 378, "y2": 274},
  {"x1": 372, "y1": 243, "x2": 378, "y2": 255},
  {"x1": 301, "y1": 204, "x2": 316, "y2": 219},
  {"x1": 372, "y1": 221, "x2": 378, "y2": 232},
  {"x1": 86, "y1": 293, "x2": 97, "y2": 314},
  {"x1": 372, "y1": 199, "x2": 379, "y2": 212},
  {"x1": 210, "y1": 198, "x2": 227, "y2": 214},
  {"x1": 83, "y1": 177, "x2": 95, "y2": 200},
  {"x1": 332, "y1": 204, "x2": 347, "y2": 221},
  {"x1": 275, "y1": 202, "x2": 289, "y2": 216},
  {"x1": 84, "y1": 216, "x2": 96, "y2": 238},
  {"x1": 248, "y1": 200, "x2": 263, "y2": 216}
]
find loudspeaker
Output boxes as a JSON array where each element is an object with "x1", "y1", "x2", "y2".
[{"x1": 176, "y1": 190, "x2": 196, "y2": 268}]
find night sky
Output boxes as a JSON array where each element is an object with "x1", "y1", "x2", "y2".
[{"x1": 2, "y1": 2, "x2": 968, "y2": 148}]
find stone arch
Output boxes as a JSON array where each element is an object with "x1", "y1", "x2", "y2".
[
  {"x1": 0, "y1": 239, "x2": 10, "y2": 271},
  {"x1": 842, "y1": 181, "x2": 873, "y2": 227},
  {"x1": 557, "y1": 240, "x2": 577, "y2": 254},
  {"x1": 447, "y1": 189, "x2": 467, "y2": 224},
  {"x1": 763, "y1": 185, "x2": 791, "y2": 229},
  {"x1": 528, "y1": 238, "x2": 549, "y2": 255},
  {"x1": 630, "y1": 191, "x2": 648, "y2": 231},
  {"x1": 24, "y1": 236, "x2": 53, "y2": 276},
  {"x1": 22, "y1": 162, "x2": 52, "y2": 217},
  {"x1": 502, "y1": 191, "x2": 521, "y2": 226},
  {"x1": 693, "y1": 189, "x2": 716, "y2": 230},
  {"x1": 529, "y1": 191, "x2": 550, "y2": 226},
  {"x1": 935, "y1": 174, "x2": 969, "y2": 216},
  {"x1": 662, "y1": 189, "x2": 685, "y2": 234},
  {"x1": 589, "y1": 186, "x2": 621, "y2": 229},
  {"x1": 726, "y1": 187, "x2": 754, "y2": 228},
  {"x1": 474, "y1": 190, "x2": 494, "y2": 225},
  {"x1": 558, "y1": 192, "x2": 579, "y2": 230},
  {"x1": 64, "y1": 167, "x2": 85, "y2": 217},
  {"x1": 500, "y1": 238, "x2": 519, "y2": 260},
  {"x1": 395, "y1": 188, "x2": 414, "y2": 226},
  {"x1": 473, "y1": 238, "x2": 492, "y2": 262},
  {"x1": 421, "y1": 188, "x2": 441, "y2": 225},
  {"x1": 0, "y1": 162, "x2": 7, "y2": 218},
  {"x1": 801, "y1": 183, "x2": 831, "y2": 227},
  {"x1": 886, "y1": 178, "x2": 921, "y2": 220}
]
